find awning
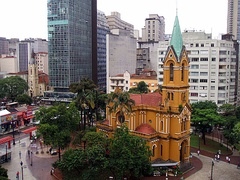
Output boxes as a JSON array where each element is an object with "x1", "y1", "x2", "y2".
[
  {"x1": 0, "y1": 136, "x2": 13, "y2": 145},
  {"x1": 22, "y1": 126, "x2": 38, "y2": 134},
  {"x1": 151, "y1": 162, "x2": 179, "y2": 167},
  {"x1": 24, "y1": 115, "x2": 35, "y2": 120}
]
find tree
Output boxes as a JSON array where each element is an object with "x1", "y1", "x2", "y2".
[
  {"x1": 191, "y1": 101, "x2": 221, "y2": 145},
  {"x1": 128, "y1": 81, "x2": 149, "y2": 94},
  {"x1": 107, "y1": 126, "x2": 153, "y2": 179},
  {"x1": 56, "y1": 128, "x2": 153, "y2": 180},
  {"x1": 0, "y1": 76, "x2": 28, "y2": 102},
  {"x1": 56, "y1": 131, "x2": 109, "y2": 180},
  {"x1": 16, "y1": 94, "x2": 32, "y2": 105},
  {"x1": 232, "y1": 122, "x2": 240, "y2": 144},
  {"x1": 69, "y1": 77, "x2": 97, "y2": 130},
  {"x1": 36, "y1": 102, "x2": 80, "y2": 160},
  {"x1": 107, "y1": 88, "x2": 135, "y2": 124},
  {"x1": 0, "y1": 165, "x2": 8, "y2": 180}
]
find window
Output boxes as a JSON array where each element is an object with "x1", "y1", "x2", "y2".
[
  {"x1": 181, "y1": 63, "x2": 184, "y2": 81},
  {"x1": 190, "y1": 93, "x2": 198, "y2": 97},
  {"x1": 211, "y1": 43, "x2": 214, "y2": 47},
  {"x1": 200, "y1": 72, "x2": 208, "y2": 76},
  {"x1": 152, "y1": 145, "x2": 156, "y2": 157},
  {"x1": 200, "y1": 58, "x2": 208, "y2": 61},
  {"x1": 211, "y1": 79, "x2": 215, "y2": 83},
  {"x1": 196, "y1": 43, "x2": 199, "y2": 47},
  {"x1": 191, "y1": 58, "x2": 199, "y2": 62},
  {"x1": 200, "y1": 79, "x2": 207, "y2": 83},
  {"x1": 211, "y1": 86, "x2": 215, "y2": 90},
  {"x1": 160, "y1": 121, "x2": 163, "y2": 131},
  {"x1": 212, "y1": 58, "x2": 216, "y2": 61},
  {"x1": 170, "y1": 63, "x2": 174, "y2": 81}
]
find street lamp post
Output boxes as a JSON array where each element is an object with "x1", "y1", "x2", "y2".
[
  {"x1": 5, "y1": 144, "x2": 7, "y2": 162},
  {"x1": 210, "y1": 159, "x2": 214, "y2": 180},
  {"x1": 198, "y1": 134, "x2": 201, "y2": 150},
  {"x1": 20, "y1": 161, "x2": 24, "y2": 180},
  {"x1": 12, "y1": 121, "x2": 15, "y2": 145},
  {"x1": 30, "y1": 151, "x2": 33, "y2": 166}
]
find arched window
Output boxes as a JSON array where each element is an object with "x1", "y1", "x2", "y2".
[
  {"x1": 170, "y1": 63, "x2": 174, "y2": 81},
  {"x1": 168, "y1": 92, "x2": 170, "y2": 100},
  {"x1": 160, "y1": 145, "x2": 163, "y2": 156},
  {"x1": 160, "y1": 121, "x2": 163, "y2": 131},
  {"x1": 181, "y1": 63, "x2": 184, "y2": 81},
  {"x1": 171, "y1": 92, "x2": 174, "y2": 100},
  {"x1": 152, "y1": 145, "x2": 156, "y2": 157}
]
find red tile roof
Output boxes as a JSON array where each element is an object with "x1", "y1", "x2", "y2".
[
  {"x1": 130, "y1": 93, "x2": 162, "y2": 106},
  {"x1": 135, "y1": 123, "x2": 156, "y2": 134}
]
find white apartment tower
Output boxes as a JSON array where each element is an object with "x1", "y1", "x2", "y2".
[
  {"x1": 158, "y1": 30, "x2": 238, "y2": 106},
  {"x1": 141, "y1": 14, "x2": 165, "y2": 42},
  {"x1": 227, "y1": 0, "x2": 240, "y2": 40}
]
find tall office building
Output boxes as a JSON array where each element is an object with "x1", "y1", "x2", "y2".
[
  {"x1": 141, "y1": 14, "x2": 165, "y2": 42},
  {"x1": 227, "y1": 0, "x2": 240, "y2": 40},
  {"x1": 0, "y1": 37, "x2": 9, "y2": 55},
  {"x1": 47, "y1": 0, "x2": 97, "y2": 92},
  {"x1": 97, "y1": 10, "x2": 109, "y2": 92}
]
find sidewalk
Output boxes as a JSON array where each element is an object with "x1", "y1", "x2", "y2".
[{"x1": 1, "y1": 135, "x2": 58, "y2": 180}]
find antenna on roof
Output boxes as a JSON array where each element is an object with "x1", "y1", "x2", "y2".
[{"x1": 176, "y1": 0, "x2": 178, "y2": 16}]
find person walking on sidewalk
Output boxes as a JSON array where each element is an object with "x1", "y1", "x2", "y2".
[
  {"x1": 16, "y1": 171, "x2": 19, "y2": 180},
  {"x1": 228, "y1": 157, "x2": 231, "y2": 164},
  {"x1": 19, "y1": 151, "x2": 21, "y2": 159},
  {"x1": 197, "y1": 149, "x2": 200, "y2": 156}
]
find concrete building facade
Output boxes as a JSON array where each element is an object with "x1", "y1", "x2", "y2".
[
  {"x1": 35, "y1": 52, "x2": 48, "y2": 75},
  {"x1": 0, "y1": 55, "x2": 18, "y2": 73},
  {"x1": 106, "y1": 28, "x2": 137, "y2": 93},
  {"x1": 141, "y1": 14, "x2": 165, "y2": 42},
  {"x1": 158, "y1": 30, "x2": 239, "y2": 106},
  {"x1": 106, "y1": 12, "x2": 134, "y2": 37}
]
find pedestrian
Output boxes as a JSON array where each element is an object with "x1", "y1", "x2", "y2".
[
  {"x1": 19, "y1": 151, "x2": 21, "y2": 159},
  {"x1": 28, "y1": 150, "x2": 30, "y2": 158},
  {"x1": 226, "y1": 156, "x2": 229, "y2": 162},
  {"x1": 50, "y1": 167, "x2": 54, "y2": 175},
  {"x1": 228, "y1": 157, "x2": 231, "y2": 164},
  {"x1": 217, "y1": 154, "x2": 220, "y2": 161},
  {"x1": 214, "y1": 154, "x2": 217, "y2": 161},
  {"x1": 197, "y1": 149, "x2": 200, "y2": 156},
  {"x1": 16, "y1": 171, "x2": 19, "y2": 180}
]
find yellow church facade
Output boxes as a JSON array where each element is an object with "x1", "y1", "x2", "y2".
[{"x1": 97, "y1": 15, "x2": 191, "y2": 166}]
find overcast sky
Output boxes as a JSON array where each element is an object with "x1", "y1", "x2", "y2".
[{"x1": 0, "y1": 0, "x2": 227, "y2": 40}]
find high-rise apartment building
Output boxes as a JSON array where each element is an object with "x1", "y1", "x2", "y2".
[
  {"x1": 227, "y1": 0, "x2": 240, "y2": 40},
  {"x1": 141, "y1": 14, "x2": 165, "y2": 42},
  {"x1": 0, "y1": 37, "x2": 9, "y2": 55},
  {"x1": 97, "y1": 10, "x2": 109, "y2": 92},
  {"x1": 106, "y1": 12, "x2": 134, "y2": 37},
  {"x1": 158, "y1": 30, "x2": 239, "y2": 106},
  {"x1": 47, "y1": 0, "x2": 97, "y2": 92}
]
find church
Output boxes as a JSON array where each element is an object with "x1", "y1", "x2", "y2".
[{"x1": 97, "y1": 14, "x2": 192, "y2": 167}]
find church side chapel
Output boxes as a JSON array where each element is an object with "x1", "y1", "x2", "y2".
[{"x1": 97, "y1": 14, "x2": 192, "y2": 170}]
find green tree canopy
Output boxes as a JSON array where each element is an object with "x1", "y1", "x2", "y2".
[
  {"x1": 36, "y1": 102, "x2": 80, "y2": 160},
  {"x1": 107, "y1": 126, "x2": 152, "y2": 179},
  {"x1": 191, "y1": 101, "x2": 221, "y2": 144},
  {"x1": 0, "y1": 76, "x2": 28, "y2": 101},
  {"x1": 16, "y1": 94, "x2": 32, "y2": 105},
  {"x1": 107, "y1": 88, "x2": 135, "y2": 124},
  {"x1": 56, "y1": 127, "x2": 152, "y2": 180},
  {"x1": 128, "y1": 81, "x2": 149, "y2": 94},
  {"x1": 56, "y1": 131, "x2": 109, "y2": 180}
]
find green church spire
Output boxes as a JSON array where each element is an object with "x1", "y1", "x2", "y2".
[{"x1": 170, "y1": 15, "x2": 183, "y2": 60}]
